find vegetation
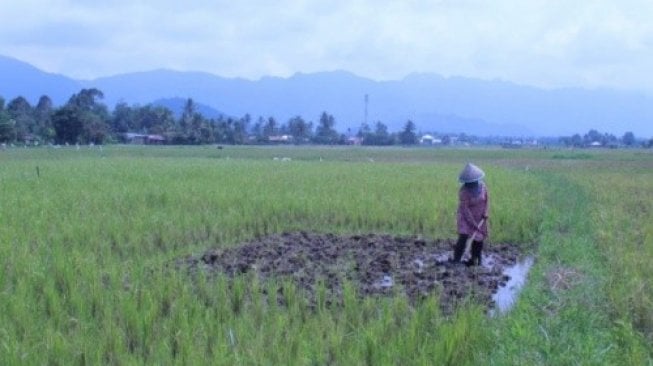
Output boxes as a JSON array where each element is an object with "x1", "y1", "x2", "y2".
[
  {"x1": 0, "y1": 91, "x2": 415, "y2": 146},
  {"x1": 4, "y1": 90, "x2": 649, "y2": 148},
  {"x1": 0, "y1": 145, "x2": 651, "y2": 365},
  {"x1": 560, "y1": 129, "x2": 643, "y2": 148}
]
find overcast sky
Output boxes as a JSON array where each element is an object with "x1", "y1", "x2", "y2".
[{"x1": 1, "y1": 0, "x2": 652, "y2": 92}]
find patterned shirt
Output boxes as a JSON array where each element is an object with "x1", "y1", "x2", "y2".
[{"x1": 456, "y1": 182, "x2": 489, "y2": 240}]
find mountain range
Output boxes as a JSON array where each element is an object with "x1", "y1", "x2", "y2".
[{"x1": 1, "y1": 54, "x2": 652, "y2": 137}]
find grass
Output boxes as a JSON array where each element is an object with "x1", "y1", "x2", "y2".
[
  {"x1": 582, "y1": 165, "x2": 653, "y2": 361},
  {"x1": 0, "y1": 145, "x2": 651, "y2": 364},
  {"x1": 484, "y1": 173, "x2": 618, "y2": 364}
]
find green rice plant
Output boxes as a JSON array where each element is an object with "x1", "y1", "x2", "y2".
[
  {"x1": 433, "y1": 304, "x2": 489, "y2": 365},
  {"x1": 575, "y1": 167, "x2": 653, "y2": 361},
  {"x1": 1, "y1": 146, "x2": 651, "y2": 364}
]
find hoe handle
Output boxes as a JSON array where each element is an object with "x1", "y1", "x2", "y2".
[
  {"x1": 468, "y1": 218, "x2": 485, "y2": 242},
  {"x1": 464, "y1": 218, "x2": 485, "y2": 257}
]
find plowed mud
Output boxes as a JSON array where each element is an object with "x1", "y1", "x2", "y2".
[{"x1": 178, "y1": 231, "x2": 528, "y2": 314}]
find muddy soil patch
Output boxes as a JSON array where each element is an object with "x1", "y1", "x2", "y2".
[{"x1": 177, "y1": 232, "x2": 529, "y2": 314}]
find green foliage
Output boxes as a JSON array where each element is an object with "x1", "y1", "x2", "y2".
[
  {"x1": 53, "y1": 88, "x2": 110, "y2": 144},
  {"x1": 313, "y1": 111, "x2": 340, "y2": 144},
  {"x1": 0, "y1": 146, "x2": 651, "y2": 364},
  {"x1": 399, "y1": 119, "x2": 418, "y2": 145},
  {"x1": 6, "y1": 96, "x2": 34, "y2": 140},
  {"x1": 361, "y1": 121, "x2": 394, "y2": 146},
  {"x1": 582, "y1": 169, "x2": 653, "y2": 350},
  {"x1": 0, "y1": 109, "x2": 15, "y2": 142},
  {"x1": 551, "y1": 152, "x2": 593, "y2": 160},
  {"x1": 52, "y1": 105, "x2": 85, "y2": 144},
  {"x1": 287, "y1": 115, "x2": 312, "y2": 143},
  {"x1": 34, "y1": 95, "x2": 54, "y2": 141},
  {"x1": 622, "y1": 131, "x2": 636, "y2": 146}
]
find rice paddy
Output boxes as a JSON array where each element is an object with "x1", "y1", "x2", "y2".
[{"x1": 0, "y1": 145, "x2": 651, "y2": 365}]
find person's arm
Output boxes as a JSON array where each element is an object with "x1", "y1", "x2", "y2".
[{"x1": 482, "y1": 186, "x2": 489, "y2": 220}]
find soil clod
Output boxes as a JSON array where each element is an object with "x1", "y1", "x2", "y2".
[{"x1": 178, "y1": 231, "x2": 530, "y2": 314}]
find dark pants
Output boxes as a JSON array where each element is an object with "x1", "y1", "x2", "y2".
[{"x1": 452, "y1": 234, "x2": 483, "y2": 266}]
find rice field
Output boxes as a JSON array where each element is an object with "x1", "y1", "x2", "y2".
[{"x1": 0, "y1": 145, "x2": 651, "y2": 365}]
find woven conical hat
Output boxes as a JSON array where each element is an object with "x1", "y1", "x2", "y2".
[{"x1": 459, "y1": 163, "x2": 485, "y2": 183}]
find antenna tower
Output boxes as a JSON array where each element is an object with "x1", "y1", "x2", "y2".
[{"x1": 364, "y1": 94, "x2": 369, "y2": 125}]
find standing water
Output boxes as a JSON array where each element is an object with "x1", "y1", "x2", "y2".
[
  {"x1": 373, "y1": 274, "x2": 394, "y2": 289},
  {"x1": 491, "y1": 256, "x2": 535, "y2": 315}
]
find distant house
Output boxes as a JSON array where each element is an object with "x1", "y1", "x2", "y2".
[
  {"x1": 347, "y1": 136, "x2": 362, "y2": 145},
  {"x1": 124, "y1": 133, "x2": 146, "y2": 144},
  {"x1": 502, "y1": 138, "x2": 539, "y2": 148},
  {"x1": 589, "y1": 141, "x2": 602, "y2": 148},
  {"x1": 501, "y1": 139, "x2": 523, "y2": 149},
  {"x1": 420, "y1": 134, "x2": 434, "y2": 144},
  {"x1": 23, "y1": 133, "x2": 39, "y2": 145},
  {"x1": 419, "y1": 134, "x2": 442, "y2": 145},
  {"x1": 268, "y1": 135, "x2": 293, "y2": 143},
  {"x1": 147, "y1": 135, "x2": 166, "y2": 144},
  {"x1": 123, "y1": 133, "x2": 166, "y2": 145}
]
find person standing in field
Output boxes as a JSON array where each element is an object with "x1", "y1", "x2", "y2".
[{"x1": 451, "y1": 163, "x2": 489, "y2": 266}]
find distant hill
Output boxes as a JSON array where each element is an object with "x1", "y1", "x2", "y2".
[
  {"x1": 152, "y1": 98, "x2": 226, "y2": 119},
  {"x1": 0, "y1": 55, "x2": 81, "y2": 105},
  {"x1": 1, "y1": 54, "x2": 653, "y2": 137}
]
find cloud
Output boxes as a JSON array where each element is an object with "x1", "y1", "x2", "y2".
[{"x1": 0, "y1": 0, "x2": 652, "y2": 92}]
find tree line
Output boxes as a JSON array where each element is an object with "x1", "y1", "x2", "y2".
[
  {"x1": 4, "y1": 88, "x2": 649, "y2": 148},
  {"x1": 0, "y1": 88, "x2": 419, "y2": 146},
  {"x1": 560, "y1": 129, "x2": 653, "y2": 148}
]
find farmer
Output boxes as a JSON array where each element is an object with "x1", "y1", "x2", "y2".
[{"x1": 451, "y1": 163, "x2": 489, "y2": 266}]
